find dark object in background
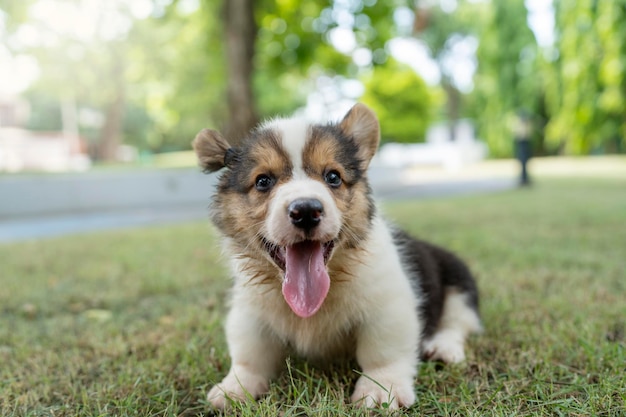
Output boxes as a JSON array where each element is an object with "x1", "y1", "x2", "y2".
[{"x1": 513, "y1": 111, "x2": 532, "y2": 186}]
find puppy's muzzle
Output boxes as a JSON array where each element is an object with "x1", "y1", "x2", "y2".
[{"x1": 288, "y1": 198, "x2": 323, "y2": 231}]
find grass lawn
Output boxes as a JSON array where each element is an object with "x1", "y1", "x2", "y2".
[{"x1": 1, "y1": 178, "x2": 625, "y2": 416}]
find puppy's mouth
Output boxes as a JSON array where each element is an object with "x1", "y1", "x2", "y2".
[{"x1": 264, "y1": 239, "x2": 335, "y2": 319}]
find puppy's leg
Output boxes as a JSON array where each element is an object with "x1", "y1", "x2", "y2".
[
  {"x1": 207, "y1": 306, "x2": 284, "y2": 409},
  {"x1": 422, "y1": 288, "x2": 482, "y2": 364},
  {"x1": 351, "y1": 302, "x2": 419, "y2": 409}
]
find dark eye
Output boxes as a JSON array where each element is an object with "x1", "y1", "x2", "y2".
[
  {"x1": 324, "y1": 170, "x2": 342, "y2": 188},
  {"x1": 255, "y1": 174, "x2": 275, "y2": 192}
]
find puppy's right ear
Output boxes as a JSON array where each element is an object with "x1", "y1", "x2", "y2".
[{"x1": 192, "y1": 129, "x2": 238, "y2": 173}]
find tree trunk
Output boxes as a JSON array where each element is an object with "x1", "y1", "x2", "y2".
[
  {"x1": 98, "y1": 94, "x2": 124, "y2": 161},
  {"x1": 98, "y1": 52, "x2": 125, "y2": 161},
  {"x1": 223, "y1": 0, "x2": 258, "y2": 145}
]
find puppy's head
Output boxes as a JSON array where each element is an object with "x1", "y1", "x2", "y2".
[{"x1": 193, "y1": 104, "x2": 379, "y2": 318}]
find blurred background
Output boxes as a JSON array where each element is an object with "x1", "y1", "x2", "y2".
[
  {"x1": 1, "y1": 0, "x2": 625, "y2": 239},
  {"x1": 2, "y1": 0, "x2": 625, "y2": 171}
]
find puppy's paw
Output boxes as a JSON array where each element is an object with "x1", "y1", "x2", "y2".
[
  {"x1": 422, "y1": 330, "x2": 466, "y2": 364},
  {"x1": 350, "y1": 374, "x2": 415, "y2": 410},
  {"x1": 207, "y1": 366, "x2": 269, "y2": 409}
]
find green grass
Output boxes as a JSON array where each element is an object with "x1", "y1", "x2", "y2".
[{"x1": 1, "y1": 178, "x2": 625, "y2": 416}]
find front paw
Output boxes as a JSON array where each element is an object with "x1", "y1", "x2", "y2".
[
  {"x1": 207, "y1": 366, "x2": 269, "y2": 409},
  {"x1": 350, "y1": 373, "x2": 415, "y2": 410}
]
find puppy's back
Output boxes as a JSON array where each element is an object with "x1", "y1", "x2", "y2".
[{"x1": 392, "y1": 229, "x2": 480, "y2": 339}]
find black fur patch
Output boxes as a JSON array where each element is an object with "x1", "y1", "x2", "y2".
[
  {"x1": 392, "y1": 229, "x2": 480, "y2": 338},
  {"x1": 218, "y1": 128, "x2": 292, "y2": 194}
]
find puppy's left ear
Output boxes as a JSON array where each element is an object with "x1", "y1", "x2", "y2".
[{"x1": 339, "y1": 103, "x2": 380, "y2": 170}]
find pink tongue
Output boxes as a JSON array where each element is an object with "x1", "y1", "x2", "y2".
[{"x1": 282, "y1": 241, "x2": 330, "y2": 318}]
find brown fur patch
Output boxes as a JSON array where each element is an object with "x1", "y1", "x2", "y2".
[
  {"x1": 210, "y1": 129, "x2": 296, "y2": 286},
  {"x1": 192, "y1": 129, "x2": 232, "y2": 173},
  {"x1": 304, "y1": 126, "x2": 375, "y2": 249}
]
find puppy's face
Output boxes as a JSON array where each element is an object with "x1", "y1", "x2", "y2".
[{"x1": 193, "y1": 104, "x2": 379, "y2": 318}]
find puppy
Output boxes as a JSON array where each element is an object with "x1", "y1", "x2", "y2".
[{"x1": 193, "y1": 103, "x2": 481, "y2": 410}]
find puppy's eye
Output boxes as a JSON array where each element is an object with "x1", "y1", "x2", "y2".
[
  {"x1": 324, "y1": 170, "x2": 342, "y2": 188},
  {"x1": 255, "y1": 174, "x2": 275, "y2": 192}
]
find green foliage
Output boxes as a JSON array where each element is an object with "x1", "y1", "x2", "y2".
[
  {"x1": 468, "y1": 0, "x2": 626, "y2": 156},
  {"x1": 413, "y1": 0, "x2": 485, "y2": 137},
  {"x1": 470, "y1": 0, "x2": 540, "y2": 157},
  {"x1": 0, "y1": 0, "x2": 30, "y2": 30},
  {"x1": 252, "y1": 0, "x2": 407, "y2": 118},
  {"x1": 545, "y1": 0, "x2": 626, "y2": 154},
  {"x1": 254, "y1": 1, "x2": 347, "y2": 76},
  {"x1": 122, "y1": 103, "x2": 153, "y2": 150},
  {"x1": 417, "y1": 1, "x2": 482, "y2": 62},
  {"x1": 22, "y1": 92, "x2": 63, "y2": 131},
  {"x1": 123, "y1": 0, "x2": 225, "y2": 151},
  {"x1": 254, "y1": 71, "x2": 310, "y2": 118},
  {"x1": 361, "y1": 59, "x2": 433, "y2": 143}
]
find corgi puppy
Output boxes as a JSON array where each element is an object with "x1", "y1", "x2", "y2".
[{"x1": 193, "y1": 103, "x2": 481, "y2": 410}]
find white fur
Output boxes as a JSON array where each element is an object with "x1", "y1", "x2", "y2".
[
  {"x1": 422, "y1": 290, "x2": 482, "y2": 363},
  {"x1": 262, "y1": 117, "x2": 342, "y2": 245},
  {"x1": 265, "y1": 178, "x2": 341, "y2": 246},
  {"x1": 262, "y1": 117, "x2": 310, "y2": 178},
  {"x1": 213, "y1": 216, "x2": 420, "y2": 409},
  {"x1": 348, "y1": 217, "x2": 420, "y2": 408}
]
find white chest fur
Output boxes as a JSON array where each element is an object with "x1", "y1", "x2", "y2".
[{"x1": 228, "y1": 216, "x2": 421, "y2": 360}]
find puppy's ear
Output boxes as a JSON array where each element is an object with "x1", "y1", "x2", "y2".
[
  {"x1": 192, "y1": 129, "x2": 238, "y2": 172},
  {"x1": 339, "y1": 103, "x2": 380, "y2": 170}
]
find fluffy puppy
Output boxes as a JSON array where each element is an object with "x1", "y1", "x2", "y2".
[{"x1": 193, "y1": 103, "x2": 481, "y2": 410}]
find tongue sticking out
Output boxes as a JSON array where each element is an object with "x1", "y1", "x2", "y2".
[{"x1": 282, "y1": 241, "x2": 330, "y2": 318}]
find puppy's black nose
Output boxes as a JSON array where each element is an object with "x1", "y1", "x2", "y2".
[{"x1": 288, "y1": 198, "x2": 324, "y2": 230}]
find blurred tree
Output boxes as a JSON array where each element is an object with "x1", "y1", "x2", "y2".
[
  {"x1": 128, "y1": 0, "x2": 404, "y2": 148},
  {"x1": 208, "y1": 0, "x2": 418, "y2": 144},
  {"x1": 412, "y1": 0, "x2": 483, "y2": 141},
  {"x1": 361, "y1": 59, "x2": 433, "y2": 143},
  {"x1": 123, "y1": 0, "x2": 224, "y2": 152},
  {"x1": 5, "y1": 0, "x2": 626, "y2": 158},
  {"x1": 223, "y1": 0, "x2": 258, "y2": 143},
  {"x1": 1, "y1": 0, "x2": 135, "y2": 160},
  {"x1": 0, "y1": 0, "x2": 439, "y2": 153},
  {"x1": 23, "y1": 92, "x2": 63, "y2": 131},
  {"x1": 28, "y1": 39, "x2": 127, "y2": 160},
  {"x1": 545, "y1": 0, "x2": 626, "y2": 154},
  {"x1": 97, "y1": 44, "x2": 125, "y2": 160},
  {"x1": 470, "y1": 0, "x2": 541, "y2": 157},
  {"x1": 252, "y1": 0, "x2": 350, "y2": 118},
  {"x1": 254, "y1": 0, "x2": 395, "y2": 79}
]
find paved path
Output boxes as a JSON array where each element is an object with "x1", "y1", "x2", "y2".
[
  {"x1": 0, "y1": 167, "x2": 517, "y2": 243},
  {"x1": 0, "y1": 205, "x2": 209, "y2": 243},
  {"x1": 374, "y1": 177, "x2": 516, "y2": 200}
]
